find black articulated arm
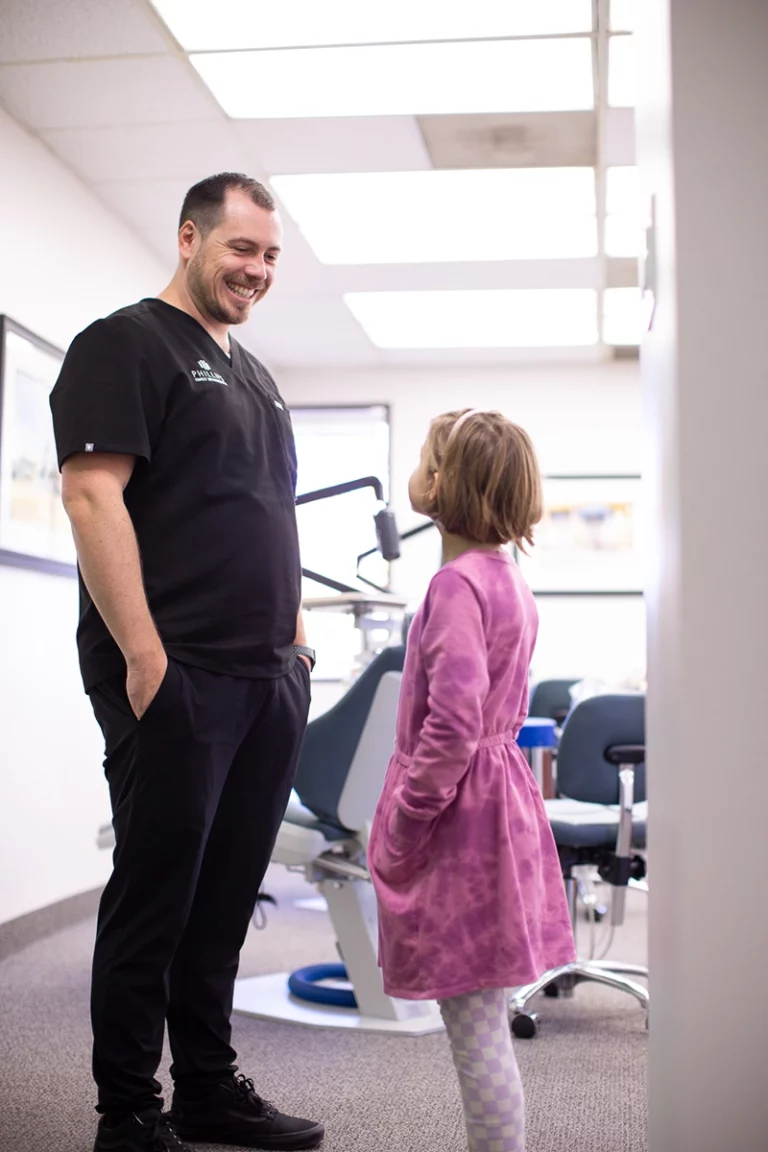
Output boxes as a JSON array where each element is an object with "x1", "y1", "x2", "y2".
[
  {"x1": 355, "y1": 517, "x2": 434, "y2": 592},
  {"x1": 295, "y1": 476, "x2": 398, "y2": 594},
  {"x1": 295, "y1": 476, "x2": 385, "y2": 506},
  {"x1": 301, "y1": 568, "x2": 358, "y2": 595}
]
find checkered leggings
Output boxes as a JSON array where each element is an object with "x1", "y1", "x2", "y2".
[{"x1": 439, "y1": 988, "x2": 525, "y2": 1152}]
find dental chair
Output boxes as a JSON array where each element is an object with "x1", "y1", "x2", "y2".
[
  {"x1": 510, "y1": 693, "x2": 649, "y2": 1038},
  {"x1": 232, "y1": 644, "x2": 443, "y2": 1035}
]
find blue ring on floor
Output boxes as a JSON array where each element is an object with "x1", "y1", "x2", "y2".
[{"x1": 288, "y1": 963, "x2": 357, "y2": 1009}]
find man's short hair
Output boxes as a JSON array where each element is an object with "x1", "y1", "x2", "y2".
[
  {"x1": 179, "y1": 173, "x2": 275, "y2": 235},
  {"x1": 423, "y1": 409, "x2": 543, "y2": 551}
]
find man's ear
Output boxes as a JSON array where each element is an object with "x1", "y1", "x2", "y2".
[{"x1": 178, "y1": 220, "x2": 199, "y2": 260}]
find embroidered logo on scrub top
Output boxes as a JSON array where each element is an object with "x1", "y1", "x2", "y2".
[{"x1": 191, "y1": 359, "x2": 228, "y2": 386}]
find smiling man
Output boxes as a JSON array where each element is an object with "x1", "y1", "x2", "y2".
[{"x1": 49, "y1": 174, "x2": 322, "y2": 1152}]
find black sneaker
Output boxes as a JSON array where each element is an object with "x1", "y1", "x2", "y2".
[
  {"x1": 94, "y1": 1109, "x2": 192, "y2": 1152},
  {"x1": 169, "y1": 1074, "x2": 324, "y2": 1149}
]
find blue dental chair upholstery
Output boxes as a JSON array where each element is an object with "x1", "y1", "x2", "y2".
[{"x1": 511, "y1": 693, "x2": 649, "y2": 1037}]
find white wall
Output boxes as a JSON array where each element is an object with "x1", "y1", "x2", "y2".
[
  {"x1": 639, "y1": 2, "x2": 768, "y2": 1148},
  {"x1": 0, "y1": 107, "x2": 171, "y2": 923},
  {"x1": 280, "y1": 363, "x2": 646, "y2": 684},
  {"x1": 0, "y1": 101, "x2": 645, "y2": 921}
]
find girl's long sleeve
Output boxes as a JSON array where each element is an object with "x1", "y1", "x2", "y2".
[{"x1": 391, "y1": 568, "x2": 489, "y2": 843}]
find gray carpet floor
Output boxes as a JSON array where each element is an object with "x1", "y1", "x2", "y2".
[{"x1": 0, "y1": 865, "x2": 648, "y2": 1152}]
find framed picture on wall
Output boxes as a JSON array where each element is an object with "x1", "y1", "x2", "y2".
[
  {"x1": 0, "y1": 316, "x2": 76, "y2": 575},
  {"x1": 515, "y1": 474, "x2": 644, "y2": 595}
]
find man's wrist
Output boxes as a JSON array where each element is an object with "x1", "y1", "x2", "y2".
[
  {"x1": 124, "y1": 636, "x2": 165, "y2": 669},
  {"x1": 293, "y1": 644, "x2": 316, "y2": 671}
]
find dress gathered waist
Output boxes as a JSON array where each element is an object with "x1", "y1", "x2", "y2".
[{"x1": 393, "y1": 728, "x2": 519, "y2": 768}]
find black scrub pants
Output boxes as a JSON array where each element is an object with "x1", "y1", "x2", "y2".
[{"x1": 87, "y1": 656, "x2": 311, "y2": 1115}]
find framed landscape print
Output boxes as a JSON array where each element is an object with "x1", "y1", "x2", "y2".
[
  {"x1": 515, "y1": 474, "x2": 644, "y2": 595},
  {"x1": 0, "y1": 316, "x2": 76, "y2": 575}
]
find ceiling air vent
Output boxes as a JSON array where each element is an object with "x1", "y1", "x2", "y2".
[
  {"x1": 611, "y1": 344, "x2": 640, "y2": 360},
  {"x1": 417, "y1": 111, "x2": 596, "y2": 169}
]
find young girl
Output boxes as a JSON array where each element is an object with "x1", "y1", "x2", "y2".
[{"x1": 368, "y1": 409, "x2": 576, "y2": 1152}]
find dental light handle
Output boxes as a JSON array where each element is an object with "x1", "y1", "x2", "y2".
[{"x1": 374, "y1": 508, "x2": 401, "y2": 561}]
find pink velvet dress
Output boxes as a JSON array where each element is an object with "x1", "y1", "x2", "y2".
[{"x1": 368, "y1": 550, "x2": 576, "y2": 1001}]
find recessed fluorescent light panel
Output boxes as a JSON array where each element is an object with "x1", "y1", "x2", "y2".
[
  {"x1": 271, "y1": 169, "x2": 597, "y2": 263},
  {"x1": 190, "y1": 38, "x2": 595, "y2": 119},
  {"x1": 344, "y1": 290, "x2": 599, "y2": 348},
  {"x1": 150, "y1": 0, "x2": 593, "y2": 51},
  {"x1": 606, "y1": 166, "x2": 640, "y2": 216},
  {"x1": 608, "y1": 34, "x2": 636, "y2": 107},
  {"x1": 604, "y1": 288, "x2": 642, "y2": 345},
  {"x1": 605, "y1": 166, "x2": 643, "y2": 256},
  {"x1": 610, "y1": 0, "x2": 636, "y2": 33}
]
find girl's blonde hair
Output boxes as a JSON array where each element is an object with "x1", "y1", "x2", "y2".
[{"x1": 422, "y1": 409, "x2": 543, "y2": 551}]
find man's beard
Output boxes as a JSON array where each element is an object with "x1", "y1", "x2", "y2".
[{"x1": 187, "y1": 252, "x2": 254, "y2": 326}]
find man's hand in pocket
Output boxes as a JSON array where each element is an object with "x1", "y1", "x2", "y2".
[{"x1": 126, "y1": 648, "x2": 168, "y2": 719}]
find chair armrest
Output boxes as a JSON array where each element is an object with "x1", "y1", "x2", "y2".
[
  {"x1": 605, "y1": 744, "x2": 645, "y2": 765},
  {"x1": 604, "y1": 743, "x2": 645, "y2": 926},
  {"x1": 605, "y1": 743, "x2": 644, "y2": 863}
]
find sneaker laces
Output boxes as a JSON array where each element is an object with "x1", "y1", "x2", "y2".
[
  {"x1": 133, "y1": 1111, "x2": 188, "y2": 1152},
  {"x1": 232, "y1": 1074, "x2": 278, "y2": 1120}
]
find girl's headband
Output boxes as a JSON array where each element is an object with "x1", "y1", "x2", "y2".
[{"x1": 445, "y1": 408, "x2": 483, "y2": 446}]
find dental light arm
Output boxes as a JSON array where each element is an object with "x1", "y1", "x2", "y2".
[{"x1": 296, "y1": 476, "x2": 400, "y2": 594}]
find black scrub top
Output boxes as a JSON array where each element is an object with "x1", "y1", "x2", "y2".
[{"x1": 50, "y1": 298, "x2": 302, "y2": 691}]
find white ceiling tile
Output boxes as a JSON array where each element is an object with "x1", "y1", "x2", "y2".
[
  {"x1": 137, "y1": 230, "x2": 179, "y2": 273},
  {"x1": 0, "y1": 0, "x2": 171, "y2": 63},
  {"x1": 261, "y1": 340, "x2": 381, "y2": 370},
  {"x1": 261, "y1": 213, "x2": 330, "y2": 288},
  {"x1": 377, "y1": 345, "x2": 606, "y2": 367},
  {"x1": 238, "y1": 292, "x2": 380, "y2": 368},
  {"x1": 94, "y1": 178, "x2": 192, "y2": 235},
  {"x1": 0, "y1": 56, "x2": 219, "y2": 129},
  {"x1": 40, "y1": 121, "x2": 256, "y2": 184},
  {"x1": 235, "y1": 116, "x2": 431, "y2": 176},
  {"x1": 0, "y1": 0, "x2": 628, "y2": 368}
]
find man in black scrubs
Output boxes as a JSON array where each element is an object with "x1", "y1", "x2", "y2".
[{"x1": 50, "y1": 173, "x2": 323, "y2": 1152}]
